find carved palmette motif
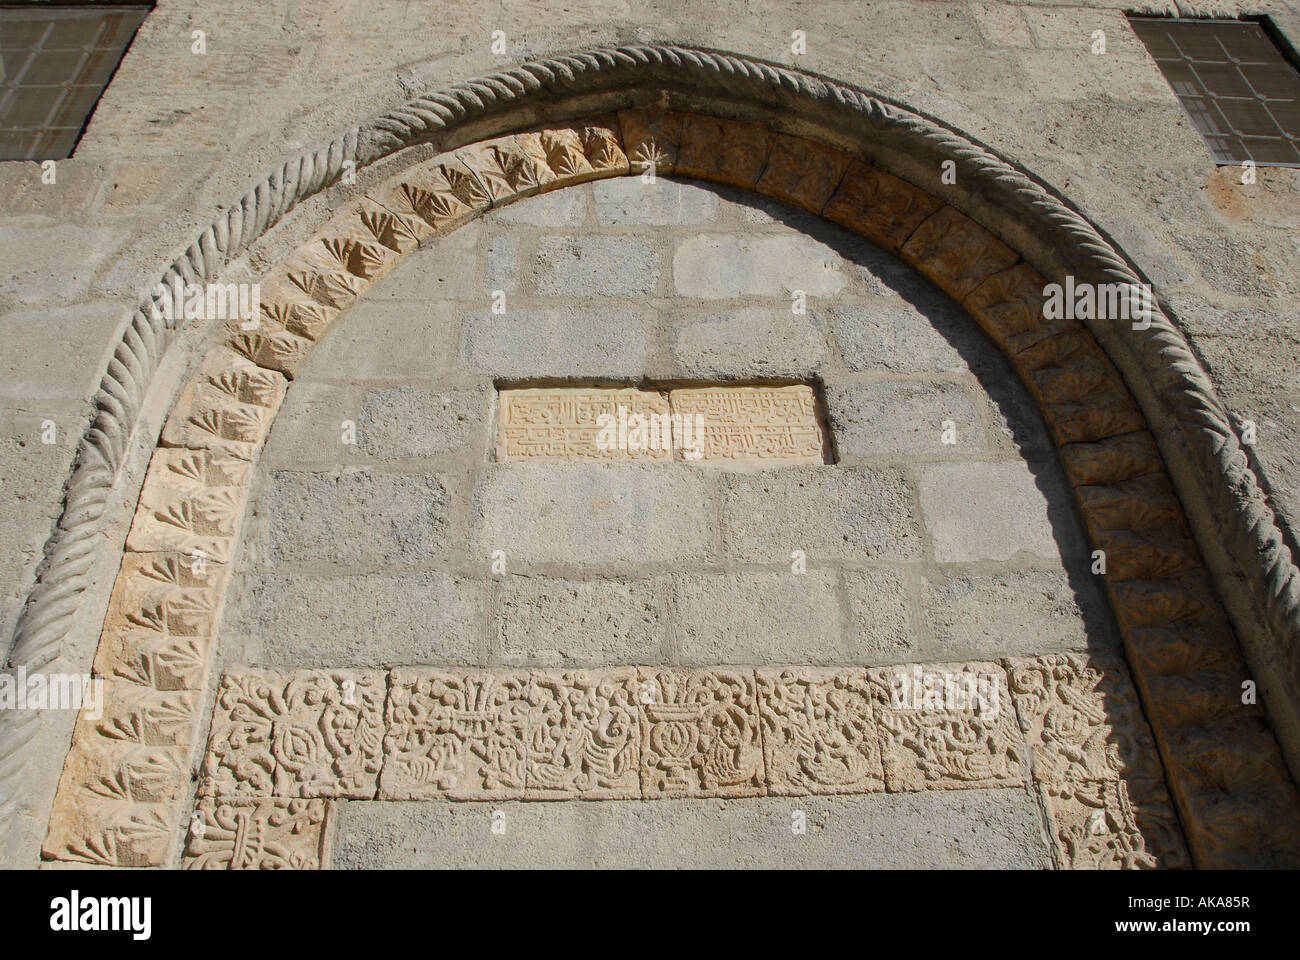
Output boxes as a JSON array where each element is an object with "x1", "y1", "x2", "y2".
[{"x1": 184, "y1": 799, "x2": 331, "y2": 870}]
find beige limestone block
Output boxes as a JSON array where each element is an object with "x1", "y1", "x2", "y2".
[
  {"x1": 497, "y1": 387, "x2": 672, "y2": 462},
  {"x1": 184, "y1": 798, "x2": 332, "y2": 870},
  {"x1": 43, "y1": 797, "x2": 174, "y2": 868},
  {"x1": 380, "y1": 669, "x2": 531, "y2": 800},
  {"x1": 160, "y1": 348, "x2": 287, "y2": 460},
  {"x1": 201, "y1": 670, "x2": 385, "y2": 799},
  {"x1": 637, "y1": 668, "x2": 765, "y2": 799},
  {"x1": 899, "y1": 205, "x2": 1019, "y2": 299},
  {"x1": 525, "y1": 668, "x2": 641, "y2": 800},
  {"x1": 756, "y1": 668, "x2": 885, "y2": 796},
  {"x1": 617, "y1": 108, "x2": 685, "y2": 174},
  {"x1": 668, "y1": 385, "x2": 826, "y2": 464},
  {"x1": 823, "y1": 161, "x2": 942, "y2": 252},
  {"x1": 124, "y1": 449, "x2": 249, "y2": 563}
]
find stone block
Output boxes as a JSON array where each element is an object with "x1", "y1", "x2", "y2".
[
  {"x1": 917, "y1": 461, "x2": 1073, "y2": 564},
  {"x1": 495, "y1": 576, "x2": 665, "y2": 664},
  {"x1": 672, "y1": 234, "x2": 846, "y2": 299},
  {"x1": 825, "y1": 380, "x2": 987, "y2": 458},
  {"x1": 531, "y1": 234, "x2": 660, "y2": 297},
  {"x1": 670, "y1": 306, "x2": 828, "y2": 379},
  {"x1": 673, "y1": 570, "x2": 844, "y2": 665},
  {"x1": 496, "y1": 387, "x2": 671, "y2": 462},
  {"x1": 468, "y1": 463, "x2": 716, "y2": 567},
  {"x1": 593, "y1": 177, "x2": 719, "y2": 226},
  {"x1": 263, "y1": 469, "x2": 449, "y2": 566},
  {"x1": 843, "y1": 567, "x2": 915, "y2": 661},
  {"x1": 360, "y1": 385, "x2": 488, "y2": 460},
  {"x1": 721, "y1": 465, "x2": 923, "y2": 562},
  {"x1": 460, "y1": 305, "x2": 648, "y2": 378}
]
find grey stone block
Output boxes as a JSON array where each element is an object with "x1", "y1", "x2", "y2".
[
  {"x1": 460, "y1": 305, "x2": 648, "y2": 377},
  {"x1": 224, "y1": 570, "x2": 485, "y2": 668},
  {"x1": 593, "y1": 177, "x2": 719, "y2": 226},
  {"x1": 469, "y1": 463, "x2": 716, "y2": 567},
  {"x1": 368, "y1": 222, "x2": 480, "y2": 301},
  {"x1": 488, "y1": 187, "x2": 587, "y2": 226},
  {"x1": 921, "y1": 569, "x2": 1117, "y2": 659},
  {"x1": 482, "y1": 233, "x2": 519, "y2": 296},
  {"x1": 264, "y1": 468, "x2": 449, "y2": 566},
  {"x1": 844, "y1": 567, "x2": 917, "y2": 662},
  {"x1": 495, "y1": 575, "x2": 665, "y2": 665},
  {"x1": 673, "y1": 234, "x2": 847, "y2": 299},
  {"x1": 829, "y1": 303, "x2": 970, "y2": 373},
  {"x1": 721, "y1": 466, "x2": 923, "y2": 562},
  {"x1": 674, "y1": 569, "x2": 845, "y2": 665},
  {"x1": 670, "y1": 306, "x2": 828, "y2": 379},
  {"x1": 825, "y1": 381, "x2": 987, "y2": 458},
  {"x1": 296, "y1": 301, "x2": 456, "y2": 381},
  {"x1": 331, "y1": 789, "x2": 1053, "y2": 869},
  {"x1": 917, "y1": 461, "x2": 1071, "y2": 564},
  {"x1": 531, "y1": 234, "x2": 660, "y2": 297},
  {"x1": 359, "y1": 385, "x2": 488, "y2": 460},
  {"x1": 260, "y1": 381, "x2": 360, "y2": 467}
]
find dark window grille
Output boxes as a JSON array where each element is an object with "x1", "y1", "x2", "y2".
[
  {"x1": 1129, "y1": 16, "x2": 1300, "y2": 167},
  {"x1": 0, "y1": 4, "x2": 151, "y2": 161}
]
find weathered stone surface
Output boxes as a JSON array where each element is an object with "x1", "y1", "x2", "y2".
[
  {"x1": 675, "y1": 114, "x2": 774, "y2": 187},
  {"x1": 916, "y1": 461, "x2": 1075, "y2": 564},
  {"x1": 922, "y1": 570, "x2": 1116, "y2": 658},
  {"x1": 201, "y1": 670, "x2": 385, "y2": 799},
  {"x1": 469, "y1": 463, "x2": 716, "y2": 566},
  {"x1": 755, "y1": 135, "x2": 852, "y2": 212},
  {"x1": 497, "y1": 387, "x2": 671, "y2": 462},
  {"x1": 224, "y1": 570, "x2": 486, "y2": 667},
  {"x1": 593, "y1": 177, "x2": 718, "y2": 226},
  {"x1": 333, "y1": 790, "x2": 1053, "y2": 869},
  {"x1": 359, "y1": 385, "x2": 487, "y2": 460},
  {"x1": 184, "y1": 798, "x2": 332, "y2": 870},
  {"x1": 721, "y1": 465, "x2": 923, "y2": 562},
  {"x1": 460, "y1": 305, "x2": 648, "y2": 377},
  {"x1": 673, "y1": 571, "x2": 844, "y2": 664},
  {"x1": 825, "y1": 381, "x2": 987, "y2": 458},
  {"x1": 531, "y1": 234, "x2": 660, "y2": 297},
  {"x1": 828, "y1": 303, "x2": 970, "y2": 374},
  {"x1": 263, "y1": 469, "x2": 449, "y2": 566},
  {"x1": 673, "y1": 234, "x2": 846, "y2": 299},
  {"x1": 495, "y1": 576, "x2": 664, "y2": 665},
  {"x1": 669, "y1": 385, "x2": 827, "y2": 464},
  {"x1": 843, "y1": 567, "x2": 915, "y2": 661},
  {"x1": 670, "y1": 307, "x2": 828, "y2": 380}
]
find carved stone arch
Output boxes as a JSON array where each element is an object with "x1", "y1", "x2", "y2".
[{"x1": 8, "y1": 46, "x2": 1300, "y2": 869}]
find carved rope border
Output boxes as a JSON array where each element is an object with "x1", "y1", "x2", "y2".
[{"x1": 5, "y1": 45, "x2": 1299, "y2": 866}]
